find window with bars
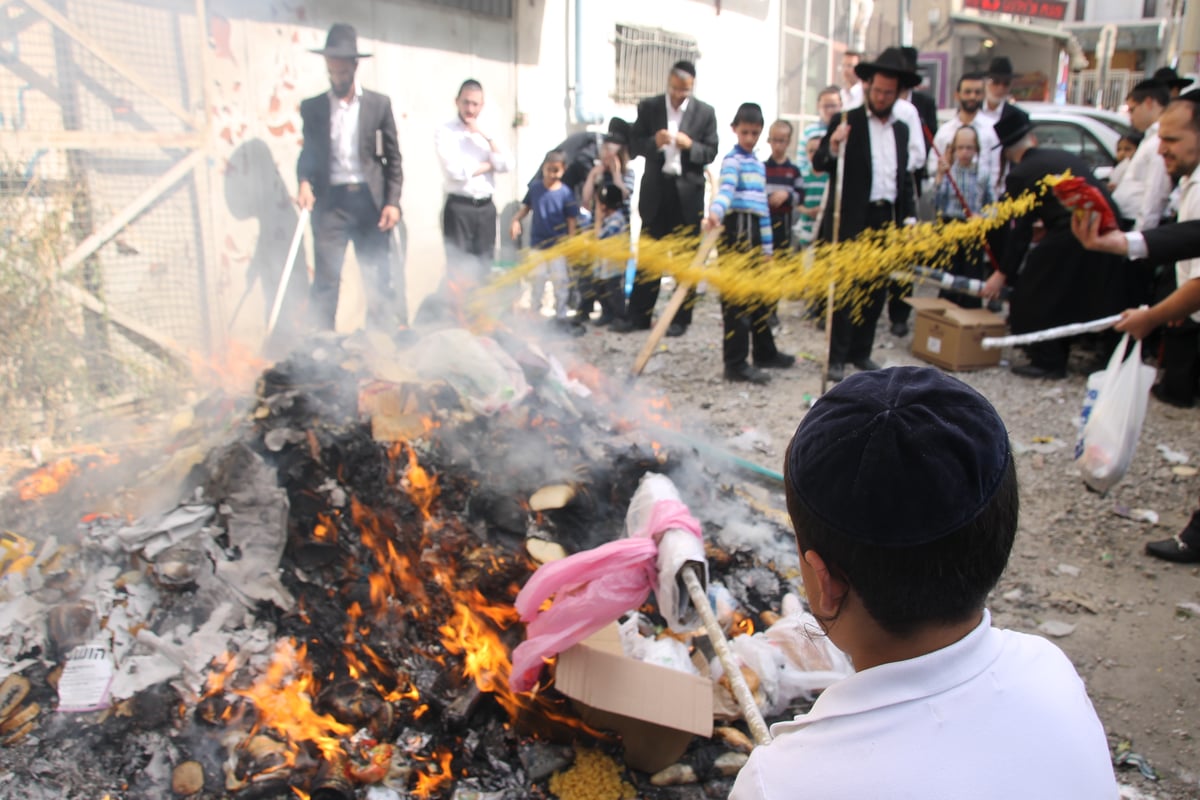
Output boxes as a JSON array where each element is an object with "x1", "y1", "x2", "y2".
[
  {"x1": 413, "y1": 0, "x2": 512, "y2": 18},
  {"x1": 613, "y1": 24, "x2": 701, "y2": 104}
]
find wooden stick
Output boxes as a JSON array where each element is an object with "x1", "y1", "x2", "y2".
[
  {"x1": 680, "y1": 564, "x2": 771, "y2": 746},
  {"x1": 629, "y1": 225, "x2": 722, "y2": 379},
  {"x1": 265, "y1": 207, "x2": 310, "y2": 338},
  {"x1": 822, "y1": 112, "x2": 848, "y2": 395}
]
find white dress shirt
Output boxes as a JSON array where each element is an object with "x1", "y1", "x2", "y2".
[
  {"x1": 866, "y1": 111, "x2": 899, "y2": 202},
  {"x1": 435, "y1": 116, "x2": 510, "y2": 200},
  {"x1": 976, "y1": 97, "x2": 1007, "y2": 128},
  {"x1": 1175, "y1": 166, "x2": 1200, "y2": 322},
  {"x1": 840, "y1": 82, "x2": 863, "y2": 111},
  {"x1": 329, "y1": 83, "x2": 366, "y2": 186},
  {"x1": 729, "y1": 611, "x2": 1118, "y2": 800},
  {"x1": 929, "y1": 113, "x2": 1001, "y2": 190},
  {"x1": 661, "y1": 96, "x2": 690, "y2": 176},
  {"x1": 1110, "y1": 121, "x2": 1170, "y2": 231},
  {"x1": 893, "y1": 97, "x2": 928, "y2": 173}
]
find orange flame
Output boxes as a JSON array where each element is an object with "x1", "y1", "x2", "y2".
[
  {"x1": 402, "y1": 443, "x2": 440, "y2": 525},
  {"x1": 189, "y1": 339, "x2": 268, "y2": 394},
  {"x1": 411, "y1": 748, "x2": 455, "y2": 798},
  {"x1": 17, "y1": 459, "x2": 78, "y2": 501}
]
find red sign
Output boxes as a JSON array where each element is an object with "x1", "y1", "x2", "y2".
[{"x1": 962, "y1": 0, "x2": 1068, "y2": 21}]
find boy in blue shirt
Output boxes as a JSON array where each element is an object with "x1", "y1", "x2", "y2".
[
  {"x1": 704, "y1": 103, "x2": 795, "y2": 384},
  {"x1": 512, "y1": 150, "x2": 580, "y2": 334}
]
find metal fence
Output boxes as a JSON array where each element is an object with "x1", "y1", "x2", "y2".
[
  {"x1": 1068, "y1": 69, "x2": 1146, "y2": 110},
  {"x1": 613, "y1": 24, "x2": 700, "y2": 105},
  {"x1": 0, "y1": 0, "x2": 210, "y2": 442}
]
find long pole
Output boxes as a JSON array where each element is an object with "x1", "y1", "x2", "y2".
[
  {"x1": 266, "y1": 208, "x2": 309, "y2": 338},
  {"x1": 822, "y1": 112, "x2": 847, "y2": 394}
]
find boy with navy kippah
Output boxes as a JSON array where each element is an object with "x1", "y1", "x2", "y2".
[
  {"x1": 730, "y1": 367, "x2": 1117, "y2": 800},
  {"x1": 704, "y1": 103, "x2": 794, "y2": 384}
]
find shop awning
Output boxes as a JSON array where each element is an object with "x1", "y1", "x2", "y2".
[{"x1": 950, "y1": 11, "x2": 1071, "y2": 44}]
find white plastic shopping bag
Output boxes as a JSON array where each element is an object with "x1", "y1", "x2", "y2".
[{"x1": 1075, "y1": 334, "x2": 1155, "y2": 493}]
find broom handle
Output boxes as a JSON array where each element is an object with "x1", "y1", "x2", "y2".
[
  {"x1": 822, "y1": 112, "x2": 848, "y2": 394},
  {"x1": 266, "y1": 207, "x2": 309, "y2": 337},
  {"x1": 681, "y1": 564, "x2": 772, "y2": 746}
]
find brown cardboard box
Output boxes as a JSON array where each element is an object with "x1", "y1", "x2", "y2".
[
  {"x1": 905, "y1": 297, "x2": 1007, "y2": 371},
  {"x1": 554, "y1": 624, "x2": 713, "y2": 773}
]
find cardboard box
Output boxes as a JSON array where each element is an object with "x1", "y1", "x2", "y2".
[
  {"x1": 554, "y1": 625, "x2": 713, "y2": 773},
  {"x1": 905, "y1": 297, "x2": 1007, "y2": 371}
]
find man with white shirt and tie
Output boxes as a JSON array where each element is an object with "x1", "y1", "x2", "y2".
[
  {"x1": 297, "y1": 24, "x2": 403, "y2": 331},
  {"x1": 436, "y1": 79, "x2": 510, "y2": 290}
]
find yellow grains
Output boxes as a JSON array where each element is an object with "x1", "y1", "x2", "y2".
[
  {"x1": 547, "y1": 749, "x2": 637, "y2": 800},
  {"x1": 489, "y1": 176, "x2": 1056, "y2": 321}
]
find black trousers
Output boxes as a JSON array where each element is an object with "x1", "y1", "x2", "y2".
[
  {"x1": 721, "y1": 213, "x2": 779, "y2": 367},
  {"x1": 442, "y1": 194, "x2": 497, "y2": 287},
  {"x1": 830, "y1": 203, "x2": 893, "y2": 366},
  {"x1": 628, "y1": 180, "x2": 697, "y2": 329},
  {"x1": 311, "y1": 184, "x2": 392, "y2": 331}
]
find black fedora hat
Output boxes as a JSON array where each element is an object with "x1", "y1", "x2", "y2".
[
  {"x1": 1153, "y1": 67, "x2": 1192, "y2": 91},
  {"x1": 854, "y1": 47, "x2": 922, "y2": 89},
  {"x1": 604, "y1": 117, "x2": 631, "y2": 146},
  {"x1": 993, "y1": 104, "x2": 1033, "y2": 149},
  {"x1": 987, "y1": 57, "x2": 1015, "y2": 81},
  {"x1": 311, "y1": 23, "x2": 372, "y2": 59}
]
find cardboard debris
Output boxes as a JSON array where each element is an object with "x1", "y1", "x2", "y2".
[
  {"x1": 554, "y1": 624, "x2": 713, "y2": 774},
  {"x1": 905, "y1": 297, "x2": 1007, "y2": 371}
]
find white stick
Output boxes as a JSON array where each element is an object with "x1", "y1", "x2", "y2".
[
  {"x1": 982, "y1": 314, "x2": 1123, "y2": 349},
  {"x1": 266, "y1": 208, "x2": 310, "y2": 337},
  {"x1": 680, "y1": 564, "x2": 772, "y2": 746}
]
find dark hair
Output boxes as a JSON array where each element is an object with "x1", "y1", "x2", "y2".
[
  {"x1": 1118, "y1": 131, "x2": 1144, "y2": 148},
  {"x1": 671, "y1": 60, "x2": 696, "y2": 78},
  {"x1": 1129, "y1": 82, "x2": 1170, "y2": 108},
  {"x1": 784, "y1": 448, "x2": 1019, "y2": 637},
  {"x1": 818, "y1": 85, "x2": 842, "y2": 101},
  {"x1": 598, "y1": 184, "x2": 623, "y2": 211},
  {"x1": 956, "y1": 72, "x2": 985, "y2": 91},
  {"x1": 457, "y1": 78, "x2": 483, "y2": 97},
  {"x1": 731, "y1": 102, "x2": 765, "y2": 128},
  {"x1": 770, "y1": 119, "x2": 794, "y2": 137},
  {"x1": 844, "y1": 50, "x2": 861, "y2": 59},
  {"x1": 542, "y1": 149, "x2": 566, "y2": 166},
  {"x1": 1169, "y1": 93, "x2": 1200, "y2": 133}
]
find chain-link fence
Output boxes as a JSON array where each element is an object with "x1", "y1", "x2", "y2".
[{"x1": 0, "y1": 0, "x2": 211, "y2": 443}]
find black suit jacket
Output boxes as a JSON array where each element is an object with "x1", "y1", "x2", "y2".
[
  {"x1": 297, "y1": 88, "x2": 403, "y2": 212},
  {"x1": 1143, "y1": 220, "x2": 1200, "y2": 264},
  {"x1": 998, "y1": 148, "x2": 1118, "y2": 279},
  {"x1": 630, "y1": 95, "x2": 719, "y2": 226},
  {"x1": 910, "y1": 91, "x2": 938, "y2": 143},
  {"x1": 812, "y1": 105, "x2": 916, "y2": 242}
]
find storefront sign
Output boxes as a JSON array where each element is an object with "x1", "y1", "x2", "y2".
[{"x1": 962, "y1": 0, "x2": 1068, "y2": 21}]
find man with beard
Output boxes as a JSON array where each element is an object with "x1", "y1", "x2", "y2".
[
  {"x1": 813, "y1": 47, "x2": 919, "y2": 382},
  {"x1": 298, "y1": 24, "x2": 403, "y2": 332},
  {"x1": 981, "y1": 105, "x2": 1130, "y2": 379},
  {"x1": 615, "y1": 60, "x2": 719, "y2": 337},
  {"x1": 929, "y1": 73, "x2": 1000, "y2": 194}
]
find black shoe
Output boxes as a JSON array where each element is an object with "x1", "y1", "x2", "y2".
[
  {"x1": 1150, "y1": 384, "x2": 1196, "y2": 409},
  {"x1": 756, "y1": 352, "x2": 796, "y2": 369},
  {"x1": 724, "y1": 363, "x2": 771, "y2": 384},
  {"x1": 853, "y1": 358, "x2": 880, "y2": 371},
  {"x1": 665, "y1": 323, "x2": 688, "y2": 338},
  {"x1": 1145, "y1": 537, "x2": 1200, "y2": 564},
  {"x1": 594, "y1": 311, "x2": 614, "y2": 326},
  {"x1": 1011, "y1": 363, "x2": 1067, "y2": 380},
  {"x1": 890, "y1": 321, "x2": 909, "y2": 337},
  {"x1": 827, "y1": 362, "x2": 845, "y2": 382},
  {"x1": 552, "y1": 318, "x2": 586, "y2": 338},
  {"x1": 609, "y1": 317, "x2": 635, "y2": 333}
]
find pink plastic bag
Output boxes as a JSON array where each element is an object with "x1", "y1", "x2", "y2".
[{"x1": 508, "y1": 475, "x2": 702, "y2": 693}]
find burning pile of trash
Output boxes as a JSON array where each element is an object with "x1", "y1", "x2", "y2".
[{"x1": 0, "y1": 326, "x2": 850, "y2": 799}]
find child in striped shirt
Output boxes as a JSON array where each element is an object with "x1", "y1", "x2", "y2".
[{"x1": 704, "y1": 103, "x2": 794, "y2": 384}]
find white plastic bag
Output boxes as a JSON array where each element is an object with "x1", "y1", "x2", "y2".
[{"x1": 1075, "y1": 334, "x2": 1155, "y2": 493}]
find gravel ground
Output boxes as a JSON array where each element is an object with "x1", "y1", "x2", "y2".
[{"x1": 561, "y1": 282, "x2": 1200, "y2": 799}]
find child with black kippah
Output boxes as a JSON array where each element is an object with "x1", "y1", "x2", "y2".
[{"x1": 730, "y1": 367, "x2": 1117, "y2": 800}]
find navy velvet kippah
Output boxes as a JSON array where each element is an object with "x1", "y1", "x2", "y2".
[{"x1": 787, "y1": 367, "x2": 1011, "y2": 547}]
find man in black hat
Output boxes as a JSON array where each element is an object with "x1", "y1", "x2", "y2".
[
  {"x1": 979, "y1": 56, "x2": 1017, "y2": 195},
  {"x1": 728, "y1": 367, "x2": 1117, "y2": 799},
  {"x1": 297, "y1": 23, "x2": 403, "y2": 331},
  {"x1": 981, "y1": 105, "x2": 1131, "y2": 379},
  {"x1": 614, "y1": 60, "x2": 719, "y2": 337},
  {"x1": 1153, "y1": 66, "x2": 1193, "y2": 99},
  {"x1": 812, "y1": 47, "x2": 919, "y2": 382}
]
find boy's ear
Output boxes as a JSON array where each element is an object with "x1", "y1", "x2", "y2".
[{"x1": 803, "y1": 550, "x2": 848, "y2": 618}]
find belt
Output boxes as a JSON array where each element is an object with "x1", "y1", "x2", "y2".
[
  {"x1": 868, "y1": 199, "x2": 894, "y2": 209},
  {"x1": 332, "y1": 182, "x2": 366, "y2": 193},
  {"x1": 448, "y1": 194, "x2": 493, "y2": 206}
]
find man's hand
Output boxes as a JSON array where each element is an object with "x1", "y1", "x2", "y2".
[
  {"x1": 981, "y1": 270, "x2": 1006, "y2": 300},
  {"x1": 1070, "y1": 210, "x2": 1129, "y2": 256},
  {"x1": 829, "y1": 122, "x2": 850, "y2": 155},
  {"x1": 702, "y1": 213, "x2": 720, "y2": 232},
  {"x1": 472, "y1": 161, "x2": 495, "y2": 177},
  {"x1": 674, "y1": 131, "x2": 692, "y2": 150},
  {"x1": 654, "y1": 130, "x2": 673, "y2": 148},
  {"x1": 768, "y1": 189, "x2": 790, "y2": 209},
  {"x1": 509, "y1": 218, "x2": 522, "y2": 241},
  {"x1": 1113, "y1": 307, "x2": 1156, "y2": 340},
  {"x1": 378, "y1": 205, "x2": 400, "y2": 232},
  {"x1": 297, "y1": 181, "x2": 315, "y2": 211}
]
